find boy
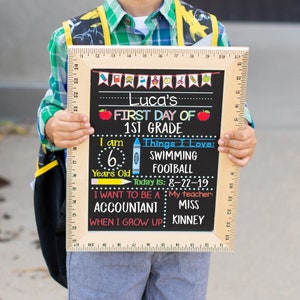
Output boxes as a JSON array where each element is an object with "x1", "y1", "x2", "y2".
[{"x1": 38, "y1": 0, "x2": 256, "y2": 299}]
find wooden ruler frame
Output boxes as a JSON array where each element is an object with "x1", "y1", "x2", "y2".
[{"x1": 66, "y1": 46, "x2": 249, "y2": 252}]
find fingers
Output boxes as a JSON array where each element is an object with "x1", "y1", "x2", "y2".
[
  {"x1": 227, "y1": 153, "x2": 252, "y2": 167},
  {"x1": 218, "y1": 125, "x2": 257, "y2": 167},
  {"x1": 46, "y1": 110, "x2": 94, "y2": 148},
  {"x1": 52, "y1": 128, "x2": 94, "y2": 149},
  {"x1": 54, "y1": 110, "x2": 89, "y2": 128}
]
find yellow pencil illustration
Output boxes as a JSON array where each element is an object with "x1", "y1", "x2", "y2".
[{"x1": 91, "y1": 178, "x2": 131, "y2": 185}]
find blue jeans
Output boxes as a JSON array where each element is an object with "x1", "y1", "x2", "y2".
[{"x1": 67, "y1": 252, "x2": 210, "y2": 299}]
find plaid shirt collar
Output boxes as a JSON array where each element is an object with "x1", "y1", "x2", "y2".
[{"x1": 104, "y1": 0, "x2": 176, "y2": 32}]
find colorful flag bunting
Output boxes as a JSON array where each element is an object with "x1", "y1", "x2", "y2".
[
  {"x1": 111, "y1": 73, "x2": 122, "y2": 87},
  {"x1": 124, "y1": 74, "x2": 135, "y2": 88},
  {"x1": 137, "y1": 75, "x2": 148, "y2": 89},
  {"x1": 176, "y1": 74, "x2": 186, "y2": 88},
  {"x1": 162, "y1": 75, "x2": 173, "y2": 89},
  {"x1": 188, "y1": 74, "x2": 199, "y2": 88},
  {"x1": 201, "y1": 73, "x2": 212, "y2": 87},
  {"x1": 97, "y1": 72, "x2": 109, "y2": 86},
  {"x1": 94, "y1": 71, "x2": 218, "y2": 89},
  {"x1": 150, "y1": 75, "x2": 161, "y2": 89}
]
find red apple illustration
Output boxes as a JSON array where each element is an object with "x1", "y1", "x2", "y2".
[
  {"x1": 99, "y1": 109, "x2": 112, "y2": 120},
  {"x1": 197, "y1": 110, "x2": 211, "y2": 121}
]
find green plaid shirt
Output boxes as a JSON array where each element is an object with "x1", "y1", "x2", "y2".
[
  {"x1": 104, "y1": 0, "x2": 230, "y2": 46},
  {"x1": 38, "y1": 0, "x2": 251, "y2": 149}
]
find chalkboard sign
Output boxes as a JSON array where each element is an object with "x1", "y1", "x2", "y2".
[{"x1": 66, "y1": 46, "x2": 249, "y2": 252}]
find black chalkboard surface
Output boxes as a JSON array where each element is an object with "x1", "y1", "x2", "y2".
[
  {"x1": 88, "y1": 68, "x2": 224, "y2": 232},
  {"x1": 66, "y1": 46, "x2": 248, "y2": 252}
]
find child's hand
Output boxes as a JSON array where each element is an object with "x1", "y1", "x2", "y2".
[
  {"x1": 45, "y1": 110, "x2": 94, "y2": 148},
  {"x1": 218, "y1": 124, "x2": 257, "y2": 167}
]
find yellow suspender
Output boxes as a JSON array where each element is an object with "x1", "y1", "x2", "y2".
[
  {"x1": 209, "y1": 13, "x2": 219, "y2": 46},
  {"x1": 97, "y1": 5, "x2": 111, "y2": 45},
  {"x1": 62, "y1": 20, "x2": 73, "y2": 47},
  {"x1": 174, "y1": 0, "x2": 184, "y2": 46}
]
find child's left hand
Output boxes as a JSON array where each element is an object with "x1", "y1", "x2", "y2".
[{"x1": 218, "y1": 124, "x2": 257, "y2": 167}]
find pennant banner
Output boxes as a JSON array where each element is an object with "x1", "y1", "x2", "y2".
[
  {"x1": 93, "y1": 70, "x2": 219, "y2": 89},
  {"x1": 111, "y1": 73, "x2": 122, "y2": 87},
  {"x1": 162, "y1": 75, "x2": 173, "y2": 89},
  {"x1": 97, "y1": 72, "x2": 109, "y2": 86},
  {"x1": 176, "y1": 75, "x2": 186, "y2": 88},
  {"x1": 189, "y1": 74, "x2": 199, "y2": 88},
  {"x1": 124, "y1": 74, "x2": 135, "y2": 88},
  {"x1": 150, "y1": 75, "x2": 161, "y2": 89},
  {"x1": 201, "y1": 73, "x2": 212, "y2": 87},
  {"x1": 137, "y1": 75, "x2": 148, "y2": 89}
]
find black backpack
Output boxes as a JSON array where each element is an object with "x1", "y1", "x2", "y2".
[{"x1": 33, "y1": 145, "x2": 67, "y2": 288}]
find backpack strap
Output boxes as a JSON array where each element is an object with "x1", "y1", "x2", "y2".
[
  {"x1": 62, "y1": 5, "x2": 111, "y2": 47},
  {"x1": 174, "y1": 0, "x2": 184, "y2": 46},
  {"x1": 62, "y1": 20, "x2": 73, "y2": 47},
  {"x1": 97, "y1": 5, "x2": 111, "y2": 45},
  {"x1": 175, "y1": 0, "x2": 219, "y2": 46},
  {"x1": 210, "y1": 14, "x2": 219, "y2": 46}
]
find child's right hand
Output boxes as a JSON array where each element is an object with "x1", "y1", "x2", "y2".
[{"x1": 45, "y1": 110, "x2": 94, "y2": 148}]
